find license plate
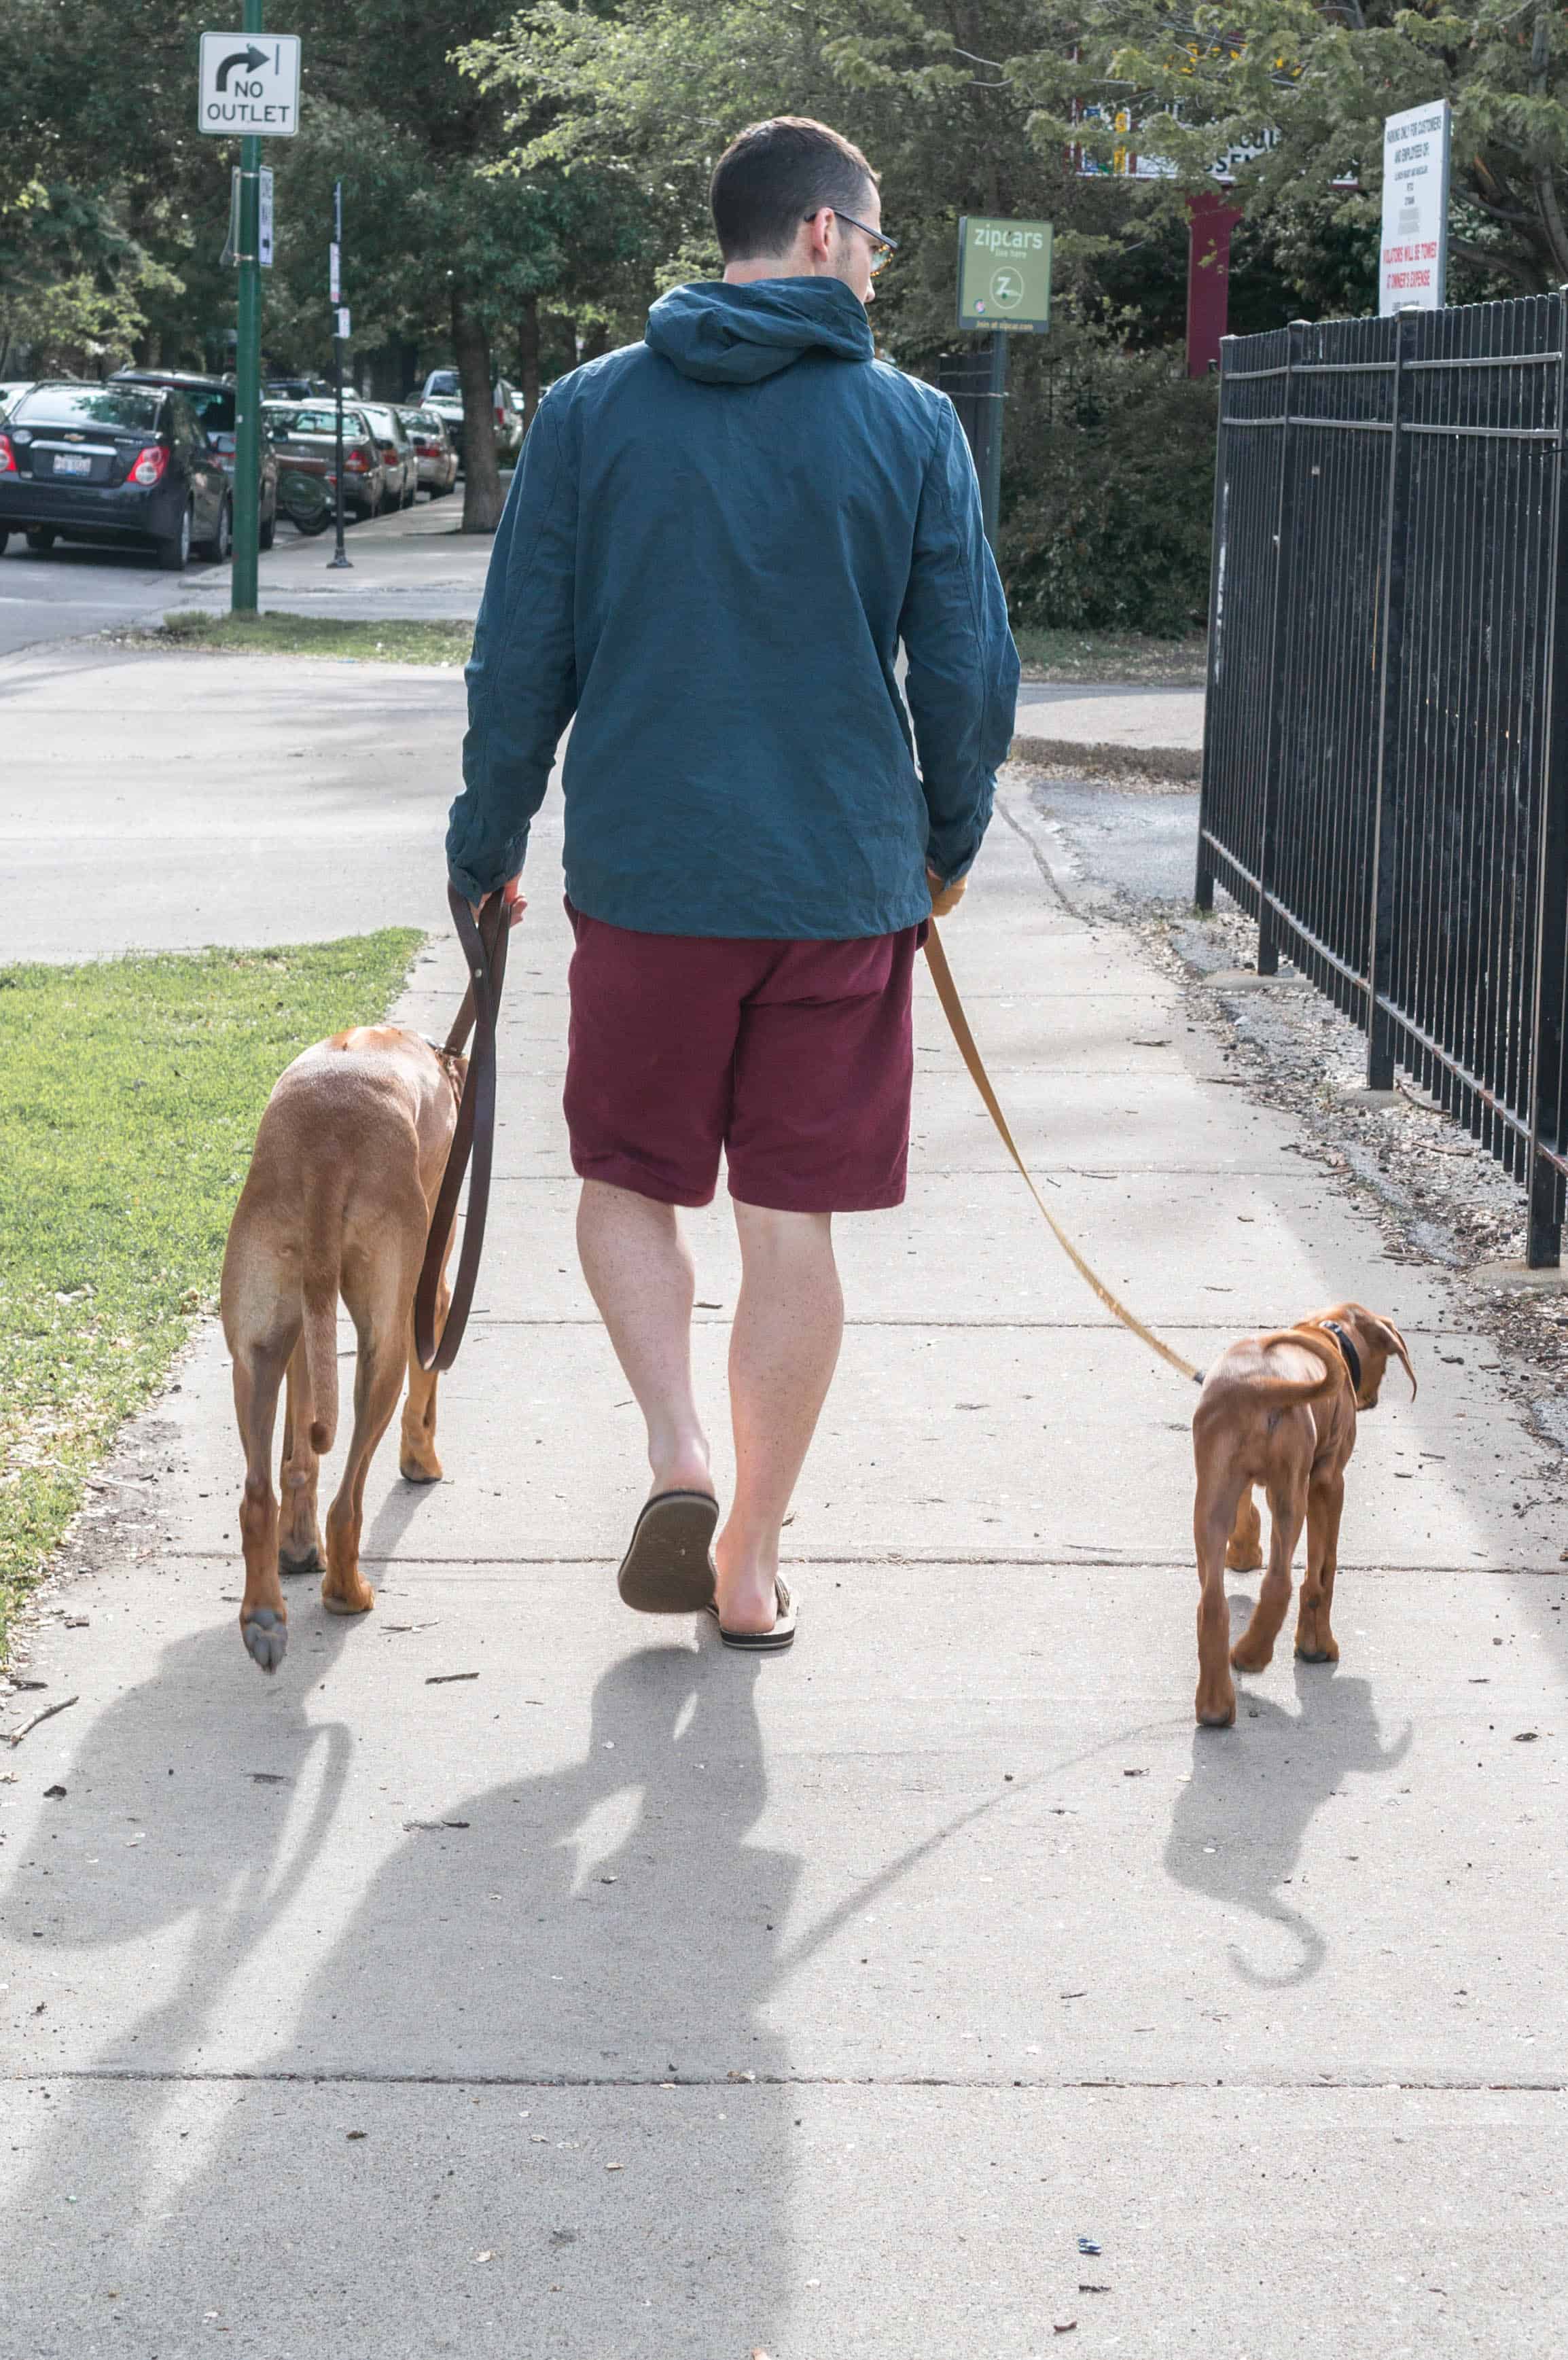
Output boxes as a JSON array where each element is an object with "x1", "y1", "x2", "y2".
[{"x1": 53, "y1": 452, "x2": 92, "y2": 476}]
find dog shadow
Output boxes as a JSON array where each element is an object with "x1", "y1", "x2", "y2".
[{"x1": 1164, "y1": 1653, "x2": 1411, "y2": 1987}]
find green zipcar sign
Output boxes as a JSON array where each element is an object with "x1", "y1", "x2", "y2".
[{"x1": 957, "y1": 217, "x2": 1053, "y2": 333}]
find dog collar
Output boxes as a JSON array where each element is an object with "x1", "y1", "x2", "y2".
[{"x1": 1321, "y1": 1320, "x2": 1362, "y2": 1396}]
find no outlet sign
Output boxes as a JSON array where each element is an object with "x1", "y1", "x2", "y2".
[{"x1": 198, "y1": 31, "x2": 301, "y2": 135}]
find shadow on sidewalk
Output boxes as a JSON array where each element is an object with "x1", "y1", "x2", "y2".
[
  {"x1": 1164, "y1": 1656, "x2": 1410, "y2": 1987},
  {"x1": 1, "y1": 1624, "x2": 796, "y2": 2357}
]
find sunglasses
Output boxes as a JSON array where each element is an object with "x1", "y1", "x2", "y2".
[{"x1": 807, "y1": 207, "x2": 897, "y2": 276}]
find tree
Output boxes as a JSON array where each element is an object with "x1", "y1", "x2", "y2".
[{"x1": 1020, "y1": 0, "x2": 1568, "y2": 300}]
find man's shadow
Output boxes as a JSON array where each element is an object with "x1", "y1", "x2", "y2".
[
  {"x1": 2, "y1": 1628, "x2": 797, "y2": 2358},
  {"x1": 1165, "y1": 1645, "x2": 1410, "y2": 1988}
]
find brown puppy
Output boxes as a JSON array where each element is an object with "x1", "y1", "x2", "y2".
[
  {"x1": 1190, "y1": 1302, "x2": 1416, "y2": 1728},
  {"x1": 219, "y1": 1026, "x2": 463, "y2": 1673}
]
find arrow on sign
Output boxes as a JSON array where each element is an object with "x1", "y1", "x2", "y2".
[{"x1": 215, "y1": 43, "x2": 268, "y2": 89}]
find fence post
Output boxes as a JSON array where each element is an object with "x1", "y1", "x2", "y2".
[
  {"x1": 1194, "y1": 340, "x2": 1230, "y2": 913},
  {"x1": 1525, "y1": 292, "x2": 1568, "y2": 1268},
  {"x1": 1364, "y1": 310, "x2": 1414, "y2": 1090},
  {"x1": 1253, "y1": 321, "x2": 1304, "y2": 975}
]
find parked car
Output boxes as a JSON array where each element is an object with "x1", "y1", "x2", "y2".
[
  {"x1": 397, "y1": 405, "x2": 458, "y2": 497},
  {"x1": 262, "y1": 399, "x2": 384, "y2": 522},
  {"x1": 264, "y1": 375, "x2": 333, "y2": 401},
  {"x1": 356, "y1": 401, "x2": 418, "y2": 511},
  {"x1": 111, "y1": 368, "x2": 277, "y2": 550},
  {"x1": 0, "y1": 378, "x2": 230, "y2": 568},
  {"x1": 418, "y1": 368, "x2": 524, "y2": 467}
]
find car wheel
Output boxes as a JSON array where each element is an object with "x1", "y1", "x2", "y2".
[
  {"x1": 259, "y1": 497, "x2": 276, "y2": 552},
  {"x1": 203, "y1": 499, "x2": 233, "y2": 562},
  {"x1": 24, "y1": 526, "x2": 56, "y2": 554},
  {"x1": 157, "y1": 501, "x2": 193, "y2": 572}
]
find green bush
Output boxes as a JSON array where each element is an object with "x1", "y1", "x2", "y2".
[{"x1": 999, "y1": 344, "x2": 1217, "y2": 640}]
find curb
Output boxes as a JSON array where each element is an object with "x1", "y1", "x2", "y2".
[{"x1": 1010, "y1": 734, "x2": 1202, "y2": 785}]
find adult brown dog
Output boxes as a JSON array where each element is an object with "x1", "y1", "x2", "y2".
[
  {"x1": 219, "y1": 1027, "x2": 461, "y2": 1673},
  {"x1": 1190, "y1": 1302, "x2": 1416, "y2": 1728}
]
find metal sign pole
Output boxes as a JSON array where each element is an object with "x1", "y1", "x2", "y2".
[
  {"x1": 329, "y1": 179, "x2": 350, "y2": 569},
  {"x1": 230, "y1": 0, "x2": 264, "y2": 614},
  {"x1": 979, "y1": 330, "x2": 1008, "y2": 549}
]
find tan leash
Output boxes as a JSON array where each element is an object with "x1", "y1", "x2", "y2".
[{"x1": 923, "y1": 920, "x2": 1203, "y2": 1386}]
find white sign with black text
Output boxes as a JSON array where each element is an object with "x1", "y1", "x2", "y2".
[
  {"x1": 1380, "y1": 99, "x2": 1450, "y2": 313},
  {"x1": 198, "y1": 32, "x2": 301, "y2": 137},
  {"x1": 258, "y1": 166, "x2": 274, "y2": 267}
]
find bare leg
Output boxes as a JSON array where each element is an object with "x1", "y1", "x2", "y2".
[
  {"x1": 576, "y1": 1179, "x2": 711, "y2": 1497},
  {"x1": 713, "y1": 1200, "x2": 844, "y2": 1634}
]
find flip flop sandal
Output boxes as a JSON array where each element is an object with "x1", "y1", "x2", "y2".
[
  {"x1": 706, "y1": 1578, "x2": 798, "y2": 1653},
  {"x1": 616, "y1": 1490, "x2": 719, "y2": 1614}
]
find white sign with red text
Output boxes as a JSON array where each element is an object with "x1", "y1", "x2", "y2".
[{"x1": 1380, "y1": 100, "x2": 1449, "y2": 313}]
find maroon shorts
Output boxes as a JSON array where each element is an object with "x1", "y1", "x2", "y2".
[{"x1": 563, "y1": 903, "x2": 924, "y2": 1213}]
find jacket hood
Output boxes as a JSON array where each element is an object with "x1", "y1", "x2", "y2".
[{"x1": 645, "y1": 276, "x2": 874, "y2": 384}]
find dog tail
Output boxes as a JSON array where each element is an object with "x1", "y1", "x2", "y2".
[
  {"x1": 1248, "y1": 1329, "x2": 1344, "y2": 1408},
  {"x1": 301, "y1": 1198, "x2": 342, "y2": 1454}
]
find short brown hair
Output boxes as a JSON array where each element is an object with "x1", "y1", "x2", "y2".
[{"x1": 710, "y1": 117, "x2": 878, "y2": 263}]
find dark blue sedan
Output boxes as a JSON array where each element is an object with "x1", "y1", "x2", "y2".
[{"x1": 0, "y1": 380, "x2": 230, "y2": 570}]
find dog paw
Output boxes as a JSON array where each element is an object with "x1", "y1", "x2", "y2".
[
  {"x1": 322, "y1": 1582, "x2": 374, "y2": 1617},
  {"x1": 278, "y1": 1544, "x2": 324, "y2": 1577},
  {"x1": 241, "y1": 1607, "x2": 287, "y2": 1674}
]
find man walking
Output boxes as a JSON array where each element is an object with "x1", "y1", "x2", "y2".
[{"x1": 446, "y1": 116, "x2": 1018, "y2": 1650}]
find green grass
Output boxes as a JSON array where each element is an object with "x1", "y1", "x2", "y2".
[
  {"x1": 143, "y1": 612, "x2": 474, "y2": 666},
  {"x1": 1012, "y1": 626, "x2": 1209, "y2": 685},
  {"x1": 0, "y1": 932, "x2": 421, "y2": 1662}
]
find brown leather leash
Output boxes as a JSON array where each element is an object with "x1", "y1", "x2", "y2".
[
  {"x1": 414, "y1": 885, "x2": 510, "y2": 1374},
  {"x1": 922, "y1": 919, "x2": 1203, "y2": 1386}
]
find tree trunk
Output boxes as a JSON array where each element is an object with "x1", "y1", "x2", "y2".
[
  {"x1": 580, "y1": 320, "x2": 610, "y2": 363},
  {"x1": 452, "y1": 289, "x2": 503, "y2": 535},
  {"x1": 517, "y1": 293, "x2": 541, "y2": 430}
]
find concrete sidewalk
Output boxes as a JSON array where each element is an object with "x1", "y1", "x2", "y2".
[{"x1": 2, "y1": 651, "x2": 1566, "y2": 2357}]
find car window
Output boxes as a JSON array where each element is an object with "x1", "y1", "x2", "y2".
[
  {"x1": 425, "y1": 371, "x2": 460, "y2": 397},
  {"x1": 183, "y1": 386, "x2": 236, "y2": 437},
  {"x1": 268, "y1": 406, "x2": 352, "y2": 437},
  {"x1": 168, "y1": 394, "x2": 202, "y2": 452},
  {"x1": 14, "y1": 385, "x2": 162, "y2": 433}
]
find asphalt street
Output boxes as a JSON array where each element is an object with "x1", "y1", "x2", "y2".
[
  {"x1": 0, "y1": 489, "x2": 498, "y2": 658},
  {"x1": 1, "y1": 531, "x2": 1563, "y2": 2358}
]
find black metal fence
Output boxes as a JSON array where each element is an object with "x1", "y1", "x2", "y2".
[{"x1": 1198, "y1": 297, "x2": 1568, "y2": 1265}]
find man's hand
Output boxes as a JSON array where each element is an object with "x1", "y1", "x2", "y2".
[
  {"x1": 475, "y1": 874, "x2": 527, "y2": 929},
  {"x1": 927, "y1": 866, "x2": 967, "y2": 919}
]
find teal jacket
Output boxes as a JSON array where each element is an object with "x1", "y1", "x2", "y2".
[{"x1": 448, "y1": 276, "x2": 1018, "y2": 939}]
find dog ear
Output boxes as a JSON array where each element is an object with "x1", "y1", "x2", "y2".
[{"x1": 1364, "y1": 1313, "x2": 1416, "y2": 1399}]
